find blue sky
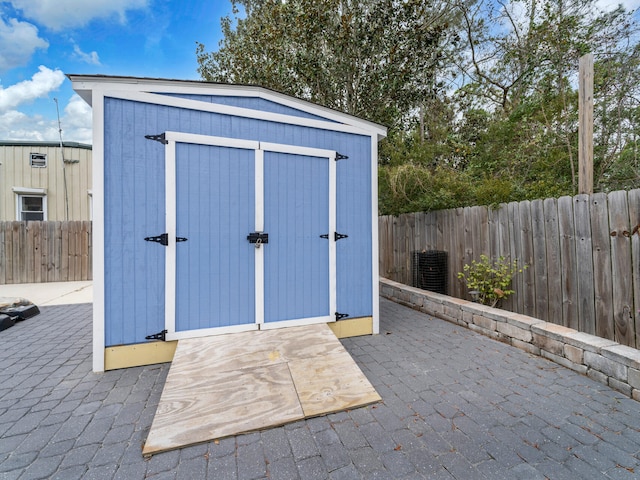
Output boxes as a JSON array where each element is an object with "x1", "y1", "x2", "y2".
[
  {"x1": 1, "y1": 0, "x2": 638, "y2": 145},
  {"x1": 0, "y1": 0, "x2": 234, "y2": 143}
]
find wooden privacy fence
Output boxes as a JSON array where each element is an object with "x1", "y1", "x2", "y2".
[
  {"x1": 379, "y1": 189, "x2": 640, "y2": 348},
  {"x1": 0, "y1": 221, "x2": 92, "y2": 285}
]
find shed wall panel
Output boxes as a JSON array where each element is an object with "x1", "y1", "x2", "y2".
[
  {"x1": 161, "y1": 94, "x2": 334, "y2": 122},
  {"x1": 103, "y1": 97, "x2": 373, "y2": 346}
]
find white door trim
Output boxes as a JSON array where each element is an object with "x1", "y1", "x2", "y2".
[
  {"x1": 162, "y1": 131, "x2": 337, "y2": 341},
  {"x1": 255, "y1": 148, "x2": 265, "y2": 326},
  {"x1": 164, "y1": 138, "x2": 177, "y2": 338},
  {"x1": 165, "y1": 131, "x2": 260, "y2": 150}
]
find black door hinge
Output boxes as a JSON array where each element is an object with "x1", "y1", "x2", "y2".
[
  {"x1": 145, "y1": 234, "x2": 187, "y2": 246},
  {"x1": 146, "y1": 329, "x2": 167, "y2": 341},
  {"x1": 145, "y1": 133, "x2": 168, "y2": 144},
  {"x1": 320, "y1": 232, "x2": 349, "y2": 241},
  {"x1": 335, "y1": 312, "x2": 349, "y2": 321},
  {"x1": 335, "y1": 152, "x2": 348, "y2": 161}
]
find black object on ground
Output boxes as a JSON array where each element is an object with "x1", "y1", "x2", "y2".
[
  {"x1": 0, "y1": 314, "x2": 16, "y2": 332},
  {"x1": 1, "y1": 304, "x2": 41, "y2": 321}
]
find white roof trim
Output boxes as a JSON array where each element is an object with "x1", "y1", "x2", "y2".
[
  {"x1": 12, "y1": 186, "x2": 46, "y2": 195},
  {"x1": 68, "y1": 75, "x2": 387, "y2": 139},
  {"x1": 105, "y1": 90, "x2": 375, "y2": 137}
]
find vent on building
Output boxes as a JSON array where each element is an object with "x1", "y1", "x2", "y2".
[{"x1": 30, "y1": 153, "x2": 47, "y2": 168}]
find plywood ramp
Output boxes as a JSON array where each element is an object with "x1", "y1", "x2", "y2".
[{"x1": 143, "y1": 323, "x2": 380, "y2": 455}]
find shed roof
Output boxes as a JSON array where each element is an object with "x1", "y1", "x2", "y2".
[
  {"x1": 0, "y1": 140, "x2": 92, "y2": 150},
  {"x1": 67, "y1": 74, "x2": 387, "y2": 140}
]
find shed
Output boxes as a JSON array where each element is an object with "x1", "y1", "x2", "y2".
[{"x1": 69, "y1": 75, "x2": 387, "y2": 372}]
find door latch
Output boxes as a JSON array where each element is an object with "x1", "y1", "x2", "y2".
[
  {"x1": 320, "y1": 232, "x2": 349, "y2": 241},
  {"x1": 247, "y1": 232, "x2": 269, "y2": 244}
]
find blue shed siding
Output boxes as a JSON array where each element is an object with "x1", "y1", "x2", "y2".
[
  {"x1": 103, "y1": 96, "x2": 372, "y2": 346},
  {"x1": 175, "y1": 143, "x2": 256, "y2": 330},
  {"x1": 159, "y1": 93, "x2": 335, "y2": 123},
  {"x1": 104, "y1": 100, "x2": 167, "y2": 346},
  {"x1": 263, "y1": 152, "x2": 330, "y2": 322}
]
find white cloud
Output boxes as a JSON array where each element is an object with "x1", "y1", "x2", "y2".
[
  {"x1": 9, "y1": 0, "x2": 149, "y2": 31},
  {"x1": 0, "y1": 94, "x2": 92, "y2": 143},
  {"x1": 72, "y1": 41, "x2": 101, "y2": 66},
  {"x1": 0, "y1": 65, "x2": 64, "y2": 112},
  {"x1": 0, "y1": 109, "x2": 55, "y2": 141},
  {"x1": 597, "y1": 0, "x2": 640, "y2": 12},
  {"x1": 0, "y1": 17, "x2": 48, "y2": 72},
  {"x1": 61, "y1": 94, "x2": 92, "y2": 142},
  {"x1": 0, "y1": 66, "x2": 92, "y2": 143}
]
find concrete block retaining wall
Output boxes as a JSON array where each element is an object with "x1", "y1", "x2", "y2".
[{"x1": 380, "y1": 277, "x2": 640, "y2": 402}]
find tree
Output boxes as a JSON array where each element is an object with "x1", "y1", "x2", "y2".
[
  {"x1": 200, "y1": 0, "x2": 640, "y2": 215},
  {"x1": 453, "y1": 0, "x2": 640, "y2": 196},
  {"x1": 197, "y1": 0, "x2": 457, "y2": 129},
  {"x1": 592, "y1": 40, "x2": 640, "y2": 192}
]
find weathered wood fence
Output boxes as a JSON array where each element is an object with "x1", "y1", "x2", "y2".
[
  {"x1": 0, "y1": 221, "x2": 92, "y2": 285},
  {"x1": 379, "y1": 189, "x2": 640, "y2": 348}
]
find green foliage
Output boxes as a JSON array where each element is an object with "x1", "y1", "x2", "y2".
[
  {"x1": 197, "y1": 0, "x2": 455, "y2": 128},
  {"x1": 201, "y1": 0, "x2": 640, "y2": 211},
  {"x1": 453, "y1": 0, "x2": 640, "y2": 198},
  {"x1": 465, "y1": 93, "x2": 577, "y2": 199},
  {"x1": 378, "y1": 163, "x2": 476, "y2": 215},
  {"x1": 457, "y1": 255, "x2": 526, "y2": 308}
]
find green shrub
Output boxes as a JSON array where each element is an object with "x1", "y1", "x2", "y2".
[{"x1": 457, "y1": 255, "x2": 526, "y2": 307}]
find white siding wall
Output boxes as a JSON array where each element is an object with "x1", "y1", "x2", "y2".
[{"x1": 0, "y1": 144, "x2": 92, "y2": 221}]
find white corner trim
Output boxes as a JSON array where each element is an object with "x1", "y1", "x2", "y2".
[
  {"x1": 92, "y1": 90, "x2": 106, "y2": 373},
  {"x1": 371, "y1": 136, "x2": 380, "y2": 335}
]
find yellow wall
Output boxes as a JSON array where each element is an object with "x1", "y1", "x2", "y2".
[{"x1": 0, "y1": 143, "x2": 92, "y2": 221}]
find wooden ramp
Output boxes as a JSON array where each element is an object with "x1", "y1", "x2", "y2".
[{"x1": 143, "y1": 323, "x2": 380, "y2": 455}]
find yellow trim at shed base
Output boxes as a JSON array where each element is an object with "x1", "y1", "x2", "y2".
[
  {"x1": 328, "y1": 316, "x2": 373, "y2": 338},
  {"x1": 103, "y1": 317, "x2": 373, "y2": 370},
  {"x1": 104, "y1": 341, "x2": 177, "y2": 371}
]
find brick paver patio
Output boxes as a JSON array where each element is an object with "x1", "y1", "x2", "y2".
[{"x1": 2, "y1": 299, "x2": 640, "y2": 479}]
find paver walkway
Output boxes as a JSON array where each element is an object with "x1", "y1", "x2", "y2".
[{"x1": 2, "y1": 299, "x2": 640, "y2": 479}]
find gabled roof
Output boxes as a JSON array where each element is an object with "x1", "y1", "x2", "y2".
[{"x1": 67, "y1": 74, "x2": 387, "y2": 140}]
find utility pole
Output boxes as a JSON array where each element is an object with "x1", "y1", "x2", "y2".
[
  {"x1": 578, "y1": 53, "x2": 594, "y2": 194},
  {"x1": 54, "y1": 98, "x2": 70, "y2": 220}
]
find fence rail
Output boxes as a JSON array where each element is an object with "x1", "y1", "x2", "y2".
[
  {"x1": 379, "y1": 189, "x2": 640, "y2": 348},
  {"x1": 0, "y1": 221, "x2": 92, "y2": 285}
]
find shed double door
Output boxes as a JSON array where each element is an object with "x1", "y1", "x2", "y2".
[{"x1": 162, "y1": 132, "x2": 337, "y2": 340}]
